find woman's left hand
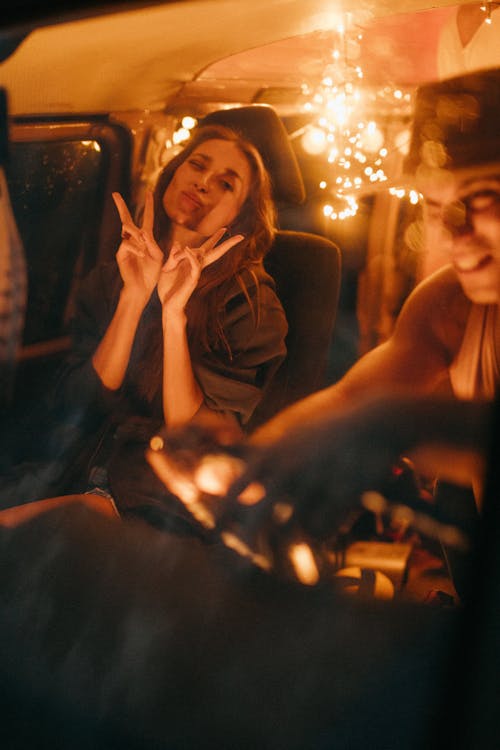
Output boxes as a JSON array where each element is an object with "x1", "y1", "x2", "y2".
[{"x1": 157, "y1": 228, "x2": 244, "y2": 312}]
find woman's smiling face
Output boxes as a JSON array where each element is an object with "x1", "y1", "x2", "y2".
[{"x1": 162, "y1": 138, "x2": 252, "y2": 237}]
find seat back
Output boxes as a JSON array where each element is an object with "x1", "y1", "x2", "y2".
[{"x1": 247, "y1": 229, "x2": 341, "y2": 430}]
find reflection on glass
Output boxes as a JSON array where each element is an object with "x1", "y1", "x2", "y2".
[{"x1": 7, "y1": 139, "x2": 104, "y2": 345}]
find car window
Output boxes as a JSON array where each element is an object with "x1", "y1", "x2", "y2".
[
  {"x1": 9, "y1": 138, "x2": 104, "y2": 345},
  {"x1": 5, "y1": 120, "x2": 131, "y2": 405}
]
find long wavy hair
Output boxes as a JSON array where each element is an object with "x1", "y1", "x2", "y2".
[{"x1": 131, "y1": 124, "x2": 277, "y2": 404}]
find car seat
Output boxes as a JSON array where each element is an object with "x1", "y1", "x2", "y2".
[{"x1": 200, "y1": 105, "x2": 341, "y2": 429}]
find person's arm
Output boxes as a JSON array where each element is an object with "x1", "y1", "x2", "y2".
[
  {"x1": 161, "y1": 300, "x2": 206, "y2": 426},
  {"x1": 92, "y1": 192, "x2": 163, "y2": 391},
  {"x1": 91, "y1": 286, "x2": 148, "y2": 391},
  {"x1": 145, "y1": 391, "x2": 492, "y2": 553},
  {"x1": 250, "y1": 267, "x2": 463, "y2": 446},
  {"x1": 158, "y1": 231, "x2": 244, "y2": 428},
  {"x1": 160, "y1": 263, "x2": 287, "y2": 432},
  {"x1": 145, "y1": 268, "x2": 466, "y2": 513}
]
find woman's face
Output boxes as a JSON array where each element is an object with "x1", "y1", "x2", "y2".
[{"x1": 162, "y1": 138, "x2": 252, "y2": 237}]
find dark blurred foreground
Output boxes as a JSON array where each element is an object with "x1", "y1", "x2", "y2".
[{"x1": 0, "y1": 499, "x2": 492, "y2": 750}]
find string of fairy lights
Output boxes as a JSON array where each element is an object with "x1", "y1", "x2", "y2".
[
  {"x1": 172, "y1": 85, "x2": 414, "y2": 223},
  {"x1": 293, "y1": 15, "x2": 416, "y2": 221},
  {"x1": 170, "y1": 16, "x2": 416, "y2": 221},
  {"x1": 299, "y1": 2, "x2": 498, "y2": 220},
  {"x1": 170, "y1": 5, "x2": 498, "y2": 221}
]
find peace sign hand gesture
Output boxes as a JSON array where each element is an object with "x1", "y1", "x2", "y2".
[
  {"x1": 112, "y1": 191, "x2": 164, "y2": 307},
  {"x1": 158, "y1": 228, "x2": 244, "y2": 313}
]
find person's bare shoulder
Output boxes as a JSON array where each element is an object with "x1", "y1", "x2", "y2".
[{"x1": 399, "y1": 265, "x2": 470, "y2": 360}]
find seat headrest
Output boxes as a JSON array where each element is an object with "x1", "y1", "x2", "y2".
[{"x1": 199, "y1": 105, "x2": 305, "y2": 206}]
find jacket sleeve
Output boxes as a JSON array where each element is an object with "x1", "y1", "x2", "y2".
[
  {"x1": 193, "y1": 272, "x2": 287, "y2": 427},
  {"x1": 55, "y1": 263, "x2": 124, "y2": 417}
]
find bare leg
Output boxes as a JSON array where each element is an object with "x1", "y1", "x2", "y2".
[{"x1": 0, "y1": 493, "x2": 120, "y2": 528}]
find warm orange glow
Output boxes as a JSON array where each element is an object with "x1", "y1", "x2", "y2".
[{"x1": 288, "y1": 542, "x2": 320, "y2": 586}]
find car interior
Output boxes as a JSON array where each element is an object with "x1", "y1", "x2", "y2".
[{"x1": 0, "y1": 0, "x2": 499, "y2": 747}]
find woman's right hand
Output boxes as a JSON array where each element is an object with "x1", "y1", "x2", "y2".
[{"x1": 112, "y1": 191, "x2": 164, "y2": 306}]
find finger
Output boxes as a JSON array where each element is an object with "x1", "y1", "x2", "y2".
[
  {"x1": 161, "y1": 257, "x2": 180, "y2": 275},
  {"x1": 198, "y1": 227, "x2": 227, "y2": 254},
  {"x1": 112, "y1": 192, "x2": 135, "y2": 226},
  {"x1": 202, "y1": 234, "x2": 244, "y2": 268},
  {"x1": 181, "y1": 247, "x2": 204, "y2": 280},
  {"x1": 162, "y1": 250, "x2": 191, "y2": 274},
  {"x1": 163, "y1": 241, "x2": 183, "y2": 268},
  {"x1": 184, "y1": 245, "x2": 204, "y2": 267},
  {"x1": 120, "y1": 221, "x2": 143, "y2": 244},
  {"x1": 141, "y1": 190, "x2": 154, "y2": 233},
  {"x1": 170, "y1": 241, "x2": 183, "y2": 257},
  {"x1": 141, "y1": 230, "x2": 164, "y2": 261},
  {"x1": 119, "y1": 244, "x2": 145, "y2": 259}
]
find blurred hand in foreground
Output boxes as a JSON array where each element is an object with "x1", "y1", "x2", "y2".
[{"x1": 146, "y1": 396, "x2": 489, "y2": 579}]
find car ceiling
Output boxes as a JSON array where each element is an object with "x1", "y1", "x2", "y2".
[{"x1": 0, "y1": 0, "x2": 470, "y2": 117}]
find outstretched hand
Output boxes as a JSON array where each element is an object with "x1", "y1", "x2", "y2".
[
  {"x1": 218, "y1": 403, "x2": 400, "y2": 540},
  {"x1": 146, "y1": 395, "x2": 487, "y2": 583},
  {"x1": 146, "y1": 398, "x2": 409, "y2": 560},
  {"x1": 157, "y1": 228, "x2": 244, "y2": 311},
  {"x1": 112, "y1": 191, "x2": 164, "y2": 305}
]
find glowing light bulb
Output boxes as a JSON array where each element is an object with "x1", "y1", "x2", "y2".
[
  {"x1": 301, "y1": 126, "x2": 327, "y2": 155},
  {"x1": 395, "y1": 129, "x2": 411, "y2": 155},
  {"x1": 173, "y1": 128, "x2": 190, "y2": 144},
  {"x1": 361, "y1": 121, "x2": 384, "y2": 153},
  {"x1": 181, "y1": 116, "x2": 197, "y2": 130}
]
